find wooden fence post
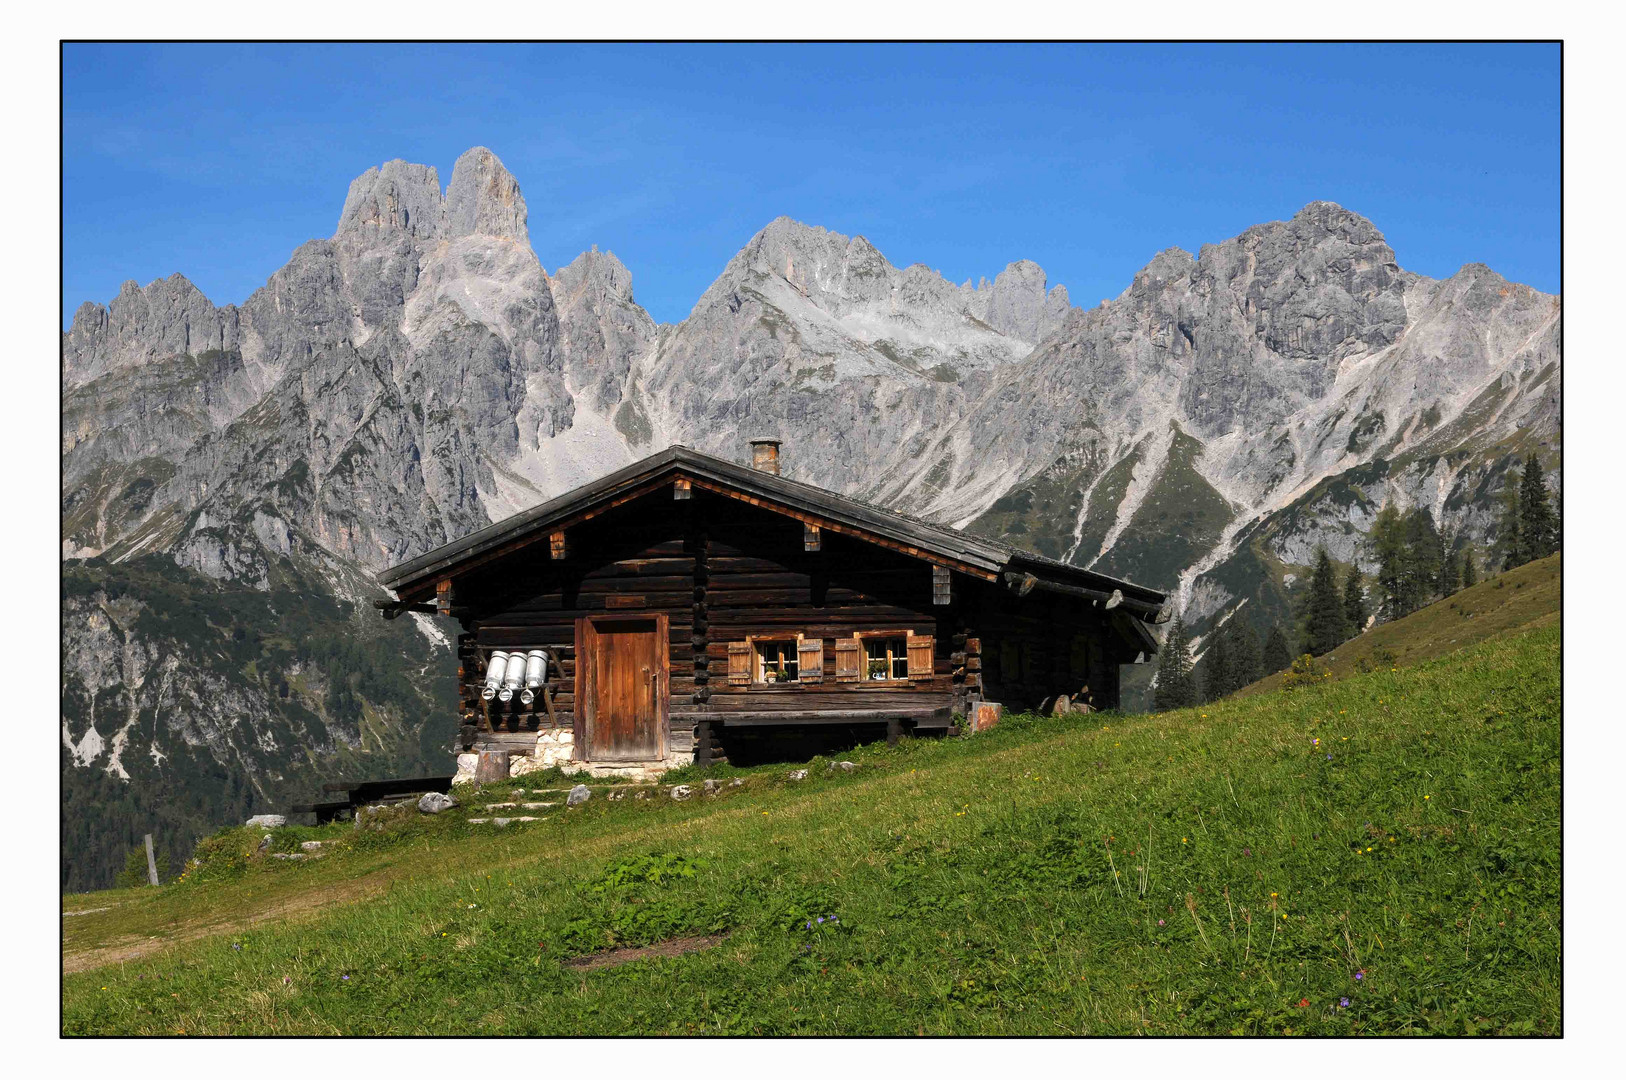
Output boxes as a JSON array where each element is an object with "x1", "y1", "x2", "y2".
[{"x1": 143, "y1": 833, "x2": 159, "y2": 887}]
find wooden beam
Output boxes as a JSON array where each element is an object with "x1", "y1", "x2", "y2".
[
  {"x1": 692, "y1": 707, "x2": 950, "y2": 725},
  {"x1": 436, "y1": 579, "x2": 454, "y2": 616},
  {"x1": 550, "y1": 531, "x2": 567, "y2": 560},
  {"x1": 804, "y1": 523, "x2": 821, "y2": 551},
  {"x1": 932, "y1": 565, "x2": 952, "y2": 606},
  {"x1": 1001, "y1": 571, "x2": 1162, "y2": 617},
  {"x1": 372, "y1": 599, "x2": 438, "y2": 619}
]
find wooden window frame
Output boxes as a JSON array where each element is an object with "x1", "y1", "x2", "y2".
[
  {"x1": 748, "y1": 633, "x2": 805, "y2": 686},
  {"x1": 854, "y1": 629, "x2": 914, "y2": 682}
]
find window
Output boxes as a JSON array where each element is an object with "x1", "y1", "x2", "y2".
[
  {"x1": 864, "y1": 636, "x2": 909, "y2": 680},
  {"x1": 729, "y1": 636, "x2": 824, "y2": 686},
  {"x1": 755, "y1": 639, "x2": 800, "y2": 683}
]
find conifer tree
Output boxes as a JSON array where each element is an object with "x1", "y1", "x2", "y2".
[
  {"x1": 1342, "y1": 567, "x2": 1366, "y2": 635},
  {"x1": 1203, "y1": 625, "x2": 1234, "y2": 703},
  {"x1": 1403, "y1": 509, "x2": 1442, "y2": 612},
  {"x1": 1499, "y1": 470, "x2": 1524, "y2": 570},
  {"x1": 1233, "y1": 621, "x2": 1264, "y2": 687},
  {"x1": 1154, "y1": 617, "x2": 1196, "y2": 711},
  {"x1": 1371, "y1": 503, "x2": 1409, "y2": 619},
  {"x1": 1519, "y1": 452, "x2": 1557, "y2": 561},
  {"x1": 1439, "y1": 547, "x2": 1460, "y2": 595},
  {"x1": 1302, "y1": 547, "x2": 1349, "y2": 656},
  {"x1": 1263, "y1": 624, "x2": 1292, "y2": 674},
  {"x1": 1461, "y1": 545, "x2": 1479, "y2": 587}
]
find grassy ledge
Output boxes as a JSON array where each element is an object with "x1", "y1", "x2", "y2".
[{"x1": 63, "y1": 624, "x2": 1560, "y2": 1035}]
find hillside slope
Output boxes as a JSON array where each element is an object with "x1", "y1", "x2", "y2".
[
  {"x1": 64, "y1": 625, "x2": 1560, "y2": 1035},
  {"x1": 1239, "y1": 552, "x2": 1560, "y2": 697}
]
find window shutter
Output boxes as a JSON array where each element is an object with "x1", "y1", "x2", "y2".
[
  {"x1": 907, "y1": 635, "x2": 935, "y2": 680},
  {"x1": 727, "y1": 642, "x2": 751, "y2": 687},
  {"x1": 834, "y1": 638, "x2": 861, "y2": 682},
  {"x1": 798, "y1": 638, "x2": 825, "y2": 683}
]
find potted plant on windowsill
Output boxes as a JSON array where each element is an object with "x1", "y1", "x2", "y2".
[
  {"x1": 868, "y1": 659, "x2": 888, "y2": 680},
  {"x1": 768, "y1": 668, "x2": 798, "y2": 684}
]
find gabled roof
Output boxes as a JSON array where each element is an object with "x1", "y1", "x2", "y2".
[{"x1": 378, "y1": 445, "x2": 1167, "y2": 627}]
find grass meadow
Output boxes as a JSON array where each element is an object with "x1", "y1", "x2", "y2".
[{"x1": 62, "y1": 613, "x2": 1559, "y2": 1034}]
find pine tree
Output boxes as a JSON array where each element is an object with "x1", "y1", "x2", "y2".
[
  {"x1": 1263, "y1": 623, "x2": 1292, "y2": 674},
  {"x1": 1342, "y1": 567, "x2": 1366, "y2": 635},
  {"x1": 1203, "y1": 624, "x2": 1234, "y2": 703},
  {"x1": 1499, "y1": 470, "x2": 1524, "y2": 570},
  {"x1": 1233, "y1": 621, "x2": 1264, "y2": 687},
  {"x1": 1302, "y1": 547, "x2": 1349, "y2": 656},
  {"x1": 1403, "y1": 509, "x2": 1442, "y2": 611},
  {"x1": 1519, "y1": 452, "x2": 1557, "y2": 561},
  {"x1": 1461, "y1": 545, "x2": 1479, "y2": 587},
  {"x1": 1371, "y1": 503, "x2": 1409, "y2": 619},
  {"x1": 1439, "y1": 547, "x2": 1460, "y2": 595},
  {"x1": 1154, "y1": 617, "x2": 1196, "y2": 711}
]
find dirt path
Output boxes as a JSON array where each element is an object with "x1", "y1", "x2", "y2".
[{"x1": 62, "y1": 871, "x2": 395, "y2": 974}]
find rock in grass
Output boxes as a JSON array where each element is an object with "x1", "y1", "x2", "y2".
[
  {"x1": 567, "y1": 784, "x2": 592, "y2": 807},
  {"x1": 257, "y1": 833, "x2": 272, "y2": 852},
  {"x1": 670, "y1": 785, "x2": 693, "y2": 801},
  {"x1": 788, "y1": 769, "x2": 809, "y2": 781},
  {"x1": 703, "y1": 779, "x2": 721, "y2": 794},
  {"x1": 246, "y1": 814, "x2": 286, "y2": 828},
  {"x1": 418, "y1": 791, "x2": 458, "y2": 814},
  {"x1": 834, "y1": 761, "x2": 857, "y2": 772}
]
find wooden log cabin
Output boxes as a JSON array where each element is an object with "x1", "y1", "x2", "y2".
[{"x1": 376, "y1": 441, "x2": 1168, "y2": 778}]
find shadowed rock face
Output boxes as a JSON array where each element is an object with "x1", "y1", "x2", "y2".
[{"x1": 60, "y1": 149, "x2": 1559, "y2": 884}]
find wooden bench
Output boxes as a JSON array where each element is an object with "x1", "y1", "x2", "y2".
[{"x1": 286, "y1": 775, "x2": 455, "y2": 824}]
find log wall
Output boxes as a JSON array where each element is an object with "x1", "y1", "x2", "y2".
[{"x1": 450, "y1": 488, "x2": 961, "y2": 760}]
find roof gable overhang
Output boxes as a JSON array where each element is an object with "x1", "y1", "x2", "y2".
[{"x1": 377, "y1": 446, "x2": 1167, "y2": 626}]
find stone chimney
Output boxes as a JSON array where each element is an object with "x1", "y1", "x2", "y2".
[{"x1": 749, "y1": 438, "x2": 782, "y2": 475}]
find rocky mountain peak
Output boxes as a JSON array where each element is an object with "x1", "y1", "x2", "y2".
[
  {"x1": 63, "y1": 272, "x2": 239, "y2": 386},
  {"x1": 554, "y1": 247, "x2": 637, "y2": 305},
  {"x1": 443, "y1": 146, "x2": 528, "y2": 244},
  {"x1": 335, "y1": 159, "x2": 444, "y2": 241},
  {"x1": 975, "y1": 259, "x2": 1073, "y2": 342}
]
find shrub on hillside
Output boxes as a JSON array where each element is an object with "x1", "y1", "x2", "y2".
[{"x1": 1282, "y1": 653, "x2": 1329, "y2": 690}]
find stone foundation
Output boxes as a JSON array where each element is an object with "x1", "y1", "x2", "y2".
[{"x1": 455, "y1": 729, "x2": 693, "y2": 784}]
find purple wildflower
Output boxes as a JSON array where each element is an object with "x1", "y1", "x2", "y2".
[
  {"x1": 232, "y1": 943, "x2": 242, "y2": 951},
  {"x1": 1243, "y1": 847, "x2": 1252, "y2": 857},
  {"x1": 1339, "y1": 997, "x2": 1350, "y2": 1008},
  {"x1": 1157, "y1": 919, "x2": 1165, "y2": 926},
  {"x1": 341, "y1": 975, "x2": 350, "y2": 981},
  {"x1": 817, "y1": 916, "x2": 825, "y2": 924},
  {"x1": 1354, "y1": 970, "x2": 1365, "y2": 981}
]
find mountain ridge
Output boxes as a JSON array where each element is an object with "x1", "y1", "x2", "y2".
[{"x1": 59, "y1": 147, "x2": 1560, "y2": 890}]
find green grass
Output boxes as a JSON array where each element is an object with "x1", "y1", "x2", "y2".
[{"x1": 63, "y1": 624, "x2": 1560, "y2": 1035}]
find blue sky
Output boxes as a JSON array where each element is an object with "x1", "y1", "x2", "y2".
[{"x1": 62, "y1": 42, "x2": 1560, "y2": 328}]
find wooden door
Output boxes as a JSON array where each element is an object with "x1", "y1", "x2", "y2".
[{"x1": 579, "y1": 616, "x2": 666, "y2": 761}]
